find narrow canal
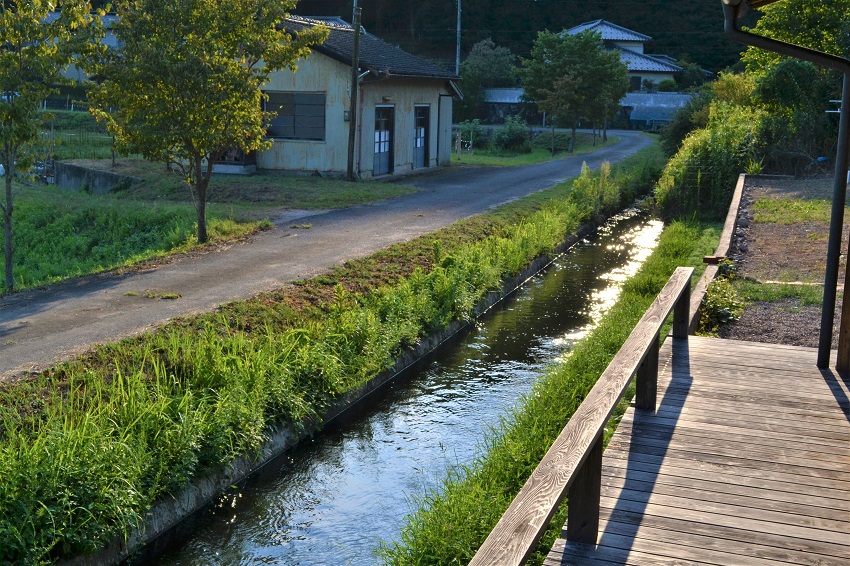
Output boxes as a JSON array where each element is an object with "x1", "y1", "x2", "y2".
[{"x1": 147, "y1": 211, "x2": 663, "y2": 566}]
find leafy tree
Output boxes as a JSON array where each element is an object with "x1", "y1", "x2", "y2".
[
  {"x1": 0, "y1": 0, "x2": 99, "y2": 290},
  {"x1": 457, "y1": 38, "x2": 516, "y2": 121},
  {"x1": 518, "y1": 30, "x2": 627, "y2": 152},
  {"x1": 87, "y1": 0, "x2": 327, "y2": 243},
  {"x1": 674, "y1": 59, "x2": 709, "y2": 91},
  {"x1": 741, "y1": 0, "x2": 850, "y2": 74}
]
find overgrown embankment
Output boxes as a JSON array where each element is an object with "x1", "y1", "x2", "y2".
[
  {"x1": 381, "y1": 220, "x2": 719, "y2": 565},
  {"x1": 0, "y1": 147, "x2": 664, "y2": 564}
]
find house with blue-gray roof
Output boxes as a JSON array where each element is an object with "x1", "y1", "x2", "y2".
[{"x1": 564, "y1": 20, "x2": 682, "y2": 91}]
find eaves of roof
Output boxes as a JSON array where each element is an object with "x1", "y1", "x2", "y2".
[
  {"x1": 617, "y1": 47, "x2": 682, "y2": 73},
  {"x1": 565, "y1": 20, "x2": 652, "y2": 43},
  {"x1": 284, "y1": 16, "x2": 458, "y2": 81}
]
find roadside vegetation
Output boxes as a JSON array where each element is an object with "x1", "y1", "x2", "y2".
[
  {"x1": 0, "y1": 146, "x2": 664, "y2": 564},
  {"x1": 2, "y1": 172, "x2": 415, "y2": 292},
  {"x1": 382, "y1": 220, "x2": 719, "y2": 565},
  {"x1": 656, "y1": 1, "x2": 847, "y2": 218},
  {"x1": 453, "y1": 121, "x2": 618, "y2": 167}
]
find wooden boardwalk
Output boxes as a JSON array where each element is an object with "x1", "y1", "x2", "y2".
[{"x1": 547, "y1": 335, "x2": 850, "y2": 565}]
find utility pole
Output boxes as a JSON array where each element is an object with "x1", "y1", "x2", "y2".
[
  {"x1": 456, "y1": 0, "x2": 461, "y2": 75},
  {"x1": 347, "y1": 3, "x2": 362, "y2": 181}
]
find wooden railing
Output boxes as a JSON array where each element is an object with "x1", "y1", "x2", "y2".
[{"x1": 469, "y1": 266, "x2": 693, "y2": 566}]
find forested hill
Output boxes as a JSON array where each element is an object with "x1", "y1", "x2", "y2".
[{"x1": 295, "y1": 0, "x2": 755, "y2": 72}]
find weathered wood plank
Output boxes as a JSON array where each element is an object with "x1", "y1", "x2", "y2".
[
  {"x1": 601, "y1": 462, "x2": 850, "y2": 511},
  {"x1": 468, "y1": 267, "x2": 694, "y2": 566},
  {"x1": 613, "y1": 419, "x2": 850, "y2": 457},
  {"x1": 594, "y1": 515, "x2": 850, "y2": 565},
  {"x1": 601, "y1": 477, "x2": 850, "y2": 527},
  {"x1": 597, "y1": 495, "x2": 847, "y2": 544},
  {"x1": 602, "y1": 445, "x2": 850, "y2": 492},
  {"x1": 618, "y1": 411, "x2": 850, "y2": 450},
  {"x1": 604, "y1": 436, "x2": 850, "y2": 477}
]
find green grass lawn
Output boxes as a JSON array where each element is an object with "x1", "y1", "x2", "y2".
[
  {"x1": 451, "y1": 132, "x2": 620, "y2": 167},
  {"x1": 66, "y1": 158, "x2": 418, "y2": 212},
  {"x1": 3, "y1": 166, "x2": 418, "y2": 292},
  {"x1": 3, "y1": 182, "x2": 267, "y2": 291}
]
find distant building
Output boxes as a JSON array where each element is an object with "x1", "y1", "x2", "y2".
[
  {"x1": 256, "y1": 16, "x2": 461, "y2": 178},
  {"x1": 564, "y1": 20, "x2": 682, "y2": 92},
  {"x1": 620, "y1": 92, "x2": 693, "y2": 131}
]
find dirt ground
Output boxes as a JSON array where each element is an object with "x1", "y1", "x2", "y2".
[{"x1": 718, "y1": 176, "x2": 848, "y2": 348}]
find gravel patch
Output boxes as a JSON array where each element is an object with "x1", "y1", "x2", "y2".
[{"x1": 718, "y1": 176, "x2": 847, "y2": 348}]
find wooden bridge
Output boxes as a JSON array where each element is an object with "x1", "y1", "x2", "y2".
[{"x1": 469, "y1": 266, "x2": 850, "y2": 565}]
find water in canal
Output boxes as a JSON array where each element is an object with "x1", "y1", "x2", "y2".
[{"x1": 149, "y1": 211, "x2": 663, "y2": 566}]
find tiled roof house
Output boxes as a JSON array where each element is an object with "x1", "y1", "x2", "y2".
[{"x1": 565, "y1": 20, "x2": 682, "y2": 91}]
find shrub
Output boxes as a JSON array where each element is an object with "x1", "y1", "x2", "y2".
[
  {"x1": 492, "y1": 116, "x2": 531, "y2": 153},
  {"x1": 457, "y1": 119, "x2": 490, "y2": 151},
  {"x1": 699, "y1": 277, "x2": 745, "y2": 334},
  {"x1": 655, "y1": 102, "x2": 767, "y2": 219}
]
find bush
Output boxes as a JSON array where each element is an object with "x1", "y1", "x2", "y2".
[
  {"x1": 492, "y1": 116, "x2": 531, "y2": 153},
  {"x1": 699, "y1": 276, "x2": 745, "y2": 334},
  {"x1": 457, "y1": 119, "x2": 490, "y2": 151},
  {"x1": 655, "y1": 102, "x2": 767, "y2": 219}
]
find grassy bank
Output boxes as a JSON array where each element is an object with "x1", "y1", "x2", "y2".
[
  {"x1": 4, "y1": 183, "x2": 266, "y2": 291},
  {"x1": 0, "y1": 147, "x2": 664, "y2": 564},
  {"x1": 381, "y1": 220, "x2": 719, "y2": 565},
  {"x1": 3, "y1": 171, "x2": 417, "y2": 292}
]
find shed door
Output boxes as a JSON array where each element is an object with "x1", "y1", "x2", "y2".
[
  {"x1": 414, "y1": 105, "x2": 429, "y2": 168},
  {"x1": 373, "y1": 106, "x2": 394, "y2": 176}
]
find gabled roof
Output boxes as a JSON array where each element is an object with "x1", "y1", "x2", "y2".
[
  {"x1": 284, "y1": 15, "x2": 458, "y2": 80},
  {"x1": 565, "y1": 20, "x2": 652, "y2": 43},
  {"x1": 617, "y1": 48, "x2": 682, "y2": 73}
]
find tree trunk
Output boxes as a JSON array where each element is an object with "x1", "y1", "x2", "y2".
[
  {"x1": 4, "y1": 167, "x2": 14, "y2": 290},
  {"x1": 550, "y1": 122, "x2": 555, "y2": 156},
  {"x1": 194, "y1": 157, "x2": 208, "y2": 244},
  {"x1": 569, "y1": 126, "x2": 577, "y2": 153}
]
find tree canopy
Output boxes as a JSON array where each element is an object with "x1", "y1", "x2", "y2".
[
  {"x1": 1, "y1": 0, "x2": 100, "y2": 290},
  {"x1": 518, "y1": 30, "x2": 627, "y2": 150},
  {"x1": 87, "y1": 0, "x2": 327, "y2": 243},
  {"x1": 457, "y1": 38, "x2": 516, "y2": 121}
]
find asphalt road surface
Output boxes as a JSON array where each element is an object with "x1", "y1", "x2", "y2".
[{"x1": 0, "y1": 131, "x2": 653, "y2": 379}]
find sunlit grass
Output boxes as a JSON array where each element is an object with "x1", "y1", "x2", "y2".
[
  {"x1": 752, "y1": 197, "x2": 834, "y2": 224},
  {"x1": 3, "y1": 182, "x2": 265, "y2": 291},
  {"x1": 0, "y1": 146, "x2": 667, "y2": 564}
]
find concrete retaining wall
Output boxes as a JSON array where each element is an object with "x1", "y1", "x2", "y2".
[{"x1": 54, "y1": 162, "x2": 140, "y2": 194}]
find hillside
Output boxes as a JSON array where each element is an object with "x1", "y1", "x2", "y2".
[{"x1": 294, "y1": 0, "x2": 757, "y2": 72}]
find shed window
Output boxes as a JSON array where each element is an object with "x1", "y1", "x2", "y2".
[{"x1": 264, "y1": 91, "x2": 325, "y2": 141}]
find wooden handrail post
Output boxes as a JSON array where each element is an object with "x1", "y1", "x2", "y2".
[
  {"x1": 635, "y1": 333, "x2": 660, "y2": 411},
  {"x1": 673, "y1": 276, "x2": 691, "y2": 339},
  {"x1": 566, "y1": 433, "x2": 603, "y2": 543}
]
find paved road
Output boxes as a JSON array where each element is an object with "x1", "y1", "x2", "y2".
[{"x1": 0, "y1": 131, "x2": 653, "y2": 379}]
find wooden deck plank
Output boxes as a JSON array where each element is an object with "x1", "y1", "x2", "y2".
[
  {"x1": 550, "y1": 337, "x2": 850, "y2": 565},
  {"x1": 597, "y1": 507, "x2": 850, "y2": 559},
  {"x1": 601, "y1": 462, "x2": 850, "y2": 510},
  {"x1": 614, "y1": 417, "x2": 850, "y2": 457},
  {"x1": 618, "y1": 411, "x2": 850, "y2": 449}
]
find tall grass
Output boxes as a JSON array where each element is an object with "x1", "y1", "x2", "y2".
[
  {"x1": 3, "y1": 184, "x2": 265, "y2": 291},
  {"x1": 0, "y1": 147, "x2": 666, "y2": 564},
  {"x1": 381, "y1": 220, "x2": 720, "y2": 565}
]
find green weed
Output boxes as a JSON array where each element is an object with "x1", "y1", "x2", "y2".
[
  {"x1": 381, "y1": 221, "x2": 719, "y2": 565},
  {"x1": 0, "y1": 146, "x2": 667, "y2": 563}
]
